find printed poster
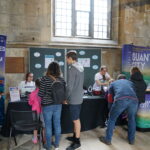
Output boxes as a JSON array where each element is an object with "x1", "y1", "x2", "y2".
[
  {"x1": 9, "y1": 87, "x2": 20, "y2": 102},
  {"x1": 45, "y1": 55, "x2": 54, "y2": 68},
  {"x1": 78, "y1": 58, "x2": 90, "y2": 67}
]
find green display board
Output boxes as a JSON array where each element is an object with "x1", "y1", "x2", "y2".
[
  {"x1": 29, "y1": 48, "x2": 101, "y2": 88},
  {"x1": 67, "y1": 49, "x2": 101, "y2": 88},
  {"x1": 30, "y1": 48, "x2": 65, "y2": 79}
]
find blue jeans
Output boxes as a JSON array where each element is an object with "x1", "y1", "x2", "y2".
[
  {"x1": 42, "y1": 104, "x2": 62, "y2": 149},
  {"x1": 105, "y1": 98, "x2": 138, "y2": 142}
]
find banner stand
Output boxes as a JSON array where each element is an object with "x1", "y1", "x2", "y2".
[
  {"x1": 0, "y1": 35, "x2": 7, "y2": 125},
  {"x1": 122, "y1": 44, "x2": 150, "y2": 131}
]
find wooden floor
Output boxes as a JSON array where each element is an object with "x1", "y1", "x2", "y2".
[{"x1": 0, "y1": 126, "x2": 150, "y2": 150}]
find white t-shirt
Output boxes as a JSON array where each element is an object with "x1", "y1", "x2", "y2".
[
  {"x1": 93, "y1": 72, "x2": 111, "y2": 91},
  {"x1": 18, "y1": 81, "x2": 35, "y2": 96}
]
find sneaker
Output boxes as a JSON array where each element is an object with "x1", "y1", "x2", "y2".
[
  {"x1": 32, "y1": 137, "x2": 38, "y2": 144},
  {"x1": 66, "y1": 136, "x2": 75, "y2": 142},
  {"x1": 55, "y1": 148, "x2": 59, "y2": 150},
  {"x1": 129, "y1": 141, "x2": 135, "y2": 145},
  {"x1": 99, "y1": 136, "x2": 111, "y2": 145},
  {"x1": 66, "y1": 142, "x2": 81, "y2": 150},
  {"x1": 43, "y1": 144, "x2": 53, "y2": 150}
]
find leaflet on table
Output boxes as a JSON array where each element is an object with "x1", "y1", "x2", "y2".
[{"x1": 9, "y1": 87, "x2": 20, "y2": 102}]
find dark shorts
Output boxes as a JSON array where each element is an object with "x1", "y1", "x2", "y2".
[{"x1": 69, "y1": 104, "x2": 82, "y2": 121}]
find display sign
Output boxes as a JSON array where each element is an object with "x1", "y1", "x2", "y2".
[
  {"x1": 0, "y1": 35, "x2": 7, "y2": 125},
  {"x1": 9, "y1": 87, "x2": 20, "y2": 102},
  {"x1": 122, "y1": 44, "x2": 150, "y2": 87},
  {"x1": 136, "y1": 93, "x2": 150, "y2": 129},
  {"x1": 78, "y1": 58, "x2": 91, "y2": 67},
  {"x1": 45, "y1": 55, "x2": 54, "y2": 68}
]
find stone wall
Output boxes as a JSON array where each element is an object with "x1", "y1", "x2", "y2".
[
  {"x1": 0, "y1": 0, "x2": 149, "y2": 94},
  {"x1": 0, "y1": 0, "x2": 51, "y2": 43},
  {"x1": 119, "y1": 0, "x2": 150, "y2": 46}
]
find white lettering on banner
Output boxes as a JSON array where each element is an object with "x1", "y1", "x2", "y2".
[
  {"x1": 132, "y1": 52, "x2": 150, "y2": 70},
  {"x1": 131, "y1": 62, "x2": 145, "y2": 70},
  {"x1": 0, "y1": 46, "x2": 5, "y2": 51},
  {"x1": 0, "y1": 57, "x2": 3, "y2": 62},
  {"x1": 132, "y1": 52, "x2": 150, "y2": 62},
  {"x1": 140, "y1": 100, "x2": 150, "y2": 109}
]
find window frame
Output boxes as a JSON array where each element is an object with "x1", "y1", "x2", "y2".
[{"x1": 51, "y1": 0, "x2": 119, "y2": 46}]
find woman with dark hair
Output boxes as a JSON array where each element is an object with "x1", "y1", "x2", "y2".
[
  {"x1": 130, "y1": 67, "x2": 147, "y2": 103},
  {"x1": 18, "y1": 72, "x2": 35, "y2": 97},
  {"x1": 38, "y1": 62, "x2": 66, "y2": 150}
]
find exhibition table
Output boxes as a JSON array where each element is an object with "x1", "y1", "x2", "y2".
[{"x1": 1, "y1": 96, "x2": 108, "y2": 137}]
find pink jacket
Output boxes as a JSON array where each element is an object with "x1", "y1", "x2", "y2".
[{"x1": 28, "y1": 88, "x2": 41, "y2": 114}]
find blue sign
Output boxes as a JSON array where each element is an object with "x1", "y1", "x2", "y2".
[{"x1": 0, "y1": 35, "x2": 7, "y2": 125}]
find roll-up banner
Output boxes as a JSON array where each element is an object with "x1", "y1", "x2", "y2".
[{"x1": 0, "y1": 35, "x2": 7, "y2": 125}]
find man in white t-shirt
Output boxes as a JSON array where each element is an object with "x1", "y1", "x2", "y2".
[{"x1": 93, "y1": 66, "x2": 111, "y2": 92}]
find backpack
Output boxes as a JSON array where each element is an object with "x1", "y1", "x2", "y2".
[{"x1": 50, "y1": 75, "x2": 66, "y2": 104}]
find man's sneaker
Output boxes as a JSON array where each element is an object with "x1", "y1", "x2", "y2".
[
  {"x1": 99, "y1": 136, "x2": 111, "y2": 145},
  {"x1": 66, "y1": 136, "x2": 75, "y2": 142},
  {"x1": 54, "y1": 145, "x2": 59, "y2": 150},
  {"x1": 66, "y1": 142, "x2": 81, "y2": 150},
  {"x1": 32, "y1": 136, "x2": 38, "y2": 144},
  {"x1": 129, "y1": 141, "x2": 135, "y2": 145}
]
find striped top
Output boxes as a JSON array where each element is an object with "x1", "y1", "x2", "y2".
[{"x1": 38, "y1": 76, "x2": 65, "y2": 106}]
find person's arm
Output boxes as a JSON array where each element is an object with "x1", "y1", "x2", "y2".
[
  {"x1": 66, "y1": 67, "x2": 76, "y2": 101},
  {"x1": 96, "y1": 80, "x2": 109, "y2": 86},
  {"x1": 38, "y1": 78, "x2": 46, "y2": 98}
]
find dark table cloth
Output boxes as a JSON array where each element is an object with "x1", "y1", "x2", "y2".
[{"x1": 1, "y1": 96, "x2": 108, "y2": 137}]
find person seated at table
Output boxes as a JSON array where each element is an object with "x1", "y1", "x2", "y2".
[
  {"x1": 93, "y1": 66, "x2": 111, "y2": 95},
  {"x1": 28, "y1": 79, "x2": 45, "y2": 144},
  {"x1": 130, "y1": 66, "x2": 147, "y2": 104},
  {"x1": 18, "y1": 72, "x2": 35, "y2": 97}
]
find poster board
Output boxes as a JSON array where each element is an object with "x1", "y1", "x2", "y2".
[
  {"x1": 30, "y1": 48, "x2": 65, "y2": 80},
  {"x1": 30, "y1": 48, "x2": 101, "y2": 88},
  {"x1": 9, "y1": 87, "x2": 20, "y2": 102}
]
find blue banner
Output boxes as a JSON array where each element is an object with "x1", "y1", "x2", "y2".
[
  {"x1": 0, "y1": 35, "x2": 7, "y2": 125},
  {"x1": 136, "y1": 93, "x2": 150, "y2": 129},
  {"x1": 122, "y1": 44, "x2": 150, "y2": 85}
]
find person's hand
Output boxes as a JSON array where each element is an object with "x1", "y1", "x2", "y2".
[
  {"x1": 63, "y1": 100, "x2": 68, "y2": 105},
  {"x1": 103, "y1": 82, "x2": 108, "y2": 86},
  {"x1": 109, "y1": 79, "x2": 114, "y2": 83}
]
